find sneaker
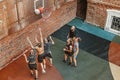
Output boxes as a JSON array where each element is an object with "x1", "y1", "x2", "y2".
[
  {"x1": 44, "y1": 65, "x2": 46, "y2": 69},
  {"x1": 71, "y1": 64, "x2": 74, "y2": 67},
  {"x1": 74, "y1": 65, "x2": 77, "y2": 67},
  {"x1": 31, "y1": 73, "x2": 34, "y2": 77},
  {"x1": 42, "y1": 69, "x2": 46, "y2": 74},
  {"x1": 71, "y1": 64, "x2": 77, "y2": 67},
  {"x1": 68, "y1": 62, "x2": 71, "y2": 65},
  {"x1": 35, "y1": 78, "x2": 38, "y2": 80},
  {"x1": 63, "y1": 60, "x2": 66, "y2": 63}
]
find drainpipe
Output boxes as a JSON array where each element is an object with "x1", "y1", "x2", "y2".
[{"x1": 15, "y1": 0, "x2": 21, "y2": 31}]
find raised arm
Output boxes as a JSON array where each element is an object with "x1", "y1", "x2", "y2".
[
  {"x1": 67, "y1": 32, "x2": 70, "y2": 38},
  {"x1": 35, "y1": 35, "x2": 39, "y2": 43},
  {"x1": 23, "y1": 54, "x2": 28, "y2": 63},
  {"x1": 27, "y1": 37, "x2": 34, "y2": 48},
  {"x1": 49, "y1": 36, "x2": 55, "y2": 44},
  {"x1": 39, "y1": 28, "x2": 44, "y2": 47}
]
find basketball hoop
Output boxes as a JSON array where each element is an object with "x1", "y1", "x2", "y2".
[
  {"x1": 42, "y1": 8, "x2": 52, "y2": 20},
  {"x1": 34, "y1": 0, "x2": 44, "y2": 15},
  {"x1": 34, "y1": 0, "x2": 52, "y2": 19}
]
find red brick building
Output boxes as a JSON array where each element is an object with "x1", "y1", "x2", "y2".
[{"x1": 85, "y1": 0, "x2": 120, "y2": 28}]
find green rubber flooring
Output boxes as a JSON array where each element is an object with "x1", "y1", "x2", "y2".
[
  {"x1": 52, "y1": 25, "x2": 110, "y2": 61},
  {"x1": 51, "y1": 37, "x2": 114, "y2": 80},
  {"x1": 50, "y1": 17, "x2": 116, "y2": 80}
]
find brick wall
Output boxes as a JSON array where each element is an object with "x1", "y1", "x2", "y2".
[
  {"x1": 0, "y1": 1, "x2": 8, "y2": 39},
  {"x1": 0, "y1": 1, "x2": 77, "y2": 70},
  {"x1": 6, "y1": 0, "x2": 42, "y2": 34},
  {"x1": 86, "y1": 0, "x2": 120, "y2": 28}
]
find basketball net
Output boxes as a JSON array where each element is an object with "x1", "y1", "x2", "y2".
[{"x1": 34, "y1": 0, "x2": 52, "y2": 20}]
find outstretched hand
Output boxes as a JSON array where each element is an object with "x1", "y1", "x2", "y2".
[
  {"x1": 27, "y1": 36, "x2": 30, "y2": 41},
  {"x1": 35, "y1": 0, "x2": 39, "y2": 2},
  {"x1": 49, "y1": 36, "x2": 52, "y2": 39},
  {"x1": 39, "y1": 28, "x2": 41, "y2": 31},
  {"x1": 63, "y1": 48, "x2": 66, "y2": 51},
  {"x1": 39, "y1": 28, "x2": 42, "y2": 36},
  {"x1": 23, "y1": 53, "x2": 26, "y2": 57}
]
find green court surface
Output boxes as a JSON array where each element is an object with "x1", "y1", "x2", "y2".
[
  {"x1": 52, "y1": 25, "x2": 110, "y2": 61},
  {"x1": 50, "y1": 17, "x2": 120, "y2": 80},
  {"x1": 51, "y1": 37, "x2": 113, "y2": 80},
  {"x1": 51, "y1": 24, "x2": 114, "y2": 80}
]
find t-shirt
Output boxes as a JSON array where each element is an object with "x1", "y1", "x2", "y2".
[
  {"x1": 69, "y1": 30, "x2": 76, "y2": 38},
  {"x1": 65, "y1": 43, "x2": 73, "y2": 53},
  {"x1": 44, "y1": 42, "x2": 52, "y2": 54},
  {"x1": 27, "y1": 49, "x2": 37, "y2": 63},
  {"x1": 74, "y1": 42, "x2": 79, "y2": 52}
]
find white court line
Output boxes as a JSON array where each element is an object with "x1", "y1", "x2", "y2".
[{"x1": 109, "y1": 62, "x2": 120, "y2": 80}]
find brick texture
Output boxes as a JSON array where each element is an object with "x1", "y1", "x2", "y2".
[
  {"x1": 6, "y1": 0, "x2": 42, "y2": 34},
  {"x1": 0, "y1": 1, "x2": 77, "y2": 70},
  {"x1": 0, "y1": 1, "x2": 8, "y2": 39},
  {"x1": 86, "y1": 0, "x2": 120, "y2": 28}
]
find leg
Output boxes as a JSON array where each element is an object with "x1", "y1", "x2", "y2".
[
  {"x1": 43, "y1": 59, "x2": 46, "y2": 69},
  {"x1": 35, "y1": 70, "x2": 38, "y2": 80},
  {"x1": 40, "y1": 63, "x2": 46, "y2": 73},
  {"x1": 50, "y1": 58, "x2": 52, "y2": 64},
  {"x1": 28, "y1": 64, "x2": 34, "y2": 76},
  {"x1": 73, "y1": 52, "x2": 78, "y2": 67},
  {"x1": 69, "y1": 56, "x2": 72, "y2": 65},
  {"x1": 73, "y1": 58, "x2": 77, "y2": 67},
  {"x1": 48, "y1": 53, "x2": 53, "y2": 66},
  {"x1": 30, "y1": 70, "x2": 34, "y2": 76},
  {"x1": 49, "y1": 58, "x2": 53, "y2": 66},
  {"x1": 64, "y1": 54, "x2": 68, "y2": 61}
]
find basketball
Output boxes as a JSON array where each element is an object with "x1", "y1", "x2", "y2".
[{"x1": 34, "y1": 7, "x2": 44, "y2": 15}]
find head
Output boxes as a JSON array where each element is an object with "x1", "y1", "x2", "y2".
[
  {"x1": 47, "y1": 36, "x2": 51, "y2": 42},
  {"x1": 30, "y1": 49, "x2": 33, "y2": 54},
  {"x1": 71, "y1": 26, "x2": 75, "y2": 31}
]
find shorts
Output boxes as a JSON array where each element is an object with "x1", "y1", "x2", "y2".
[
  {"x1": 67, "y1": 52, "x2": 73, "y2": 56},
  {"x1": 73, "y1": 50, "x2": 79, "y2": 59},
  {"x1": 38, "y1": 54, "x2": 45, "y2": 63},
  {"x1": 74, "y1": 53, "x2": 78, "y2": 59},
  {"x1": 64, "y1": 51, "x2": 73, "y2": 56},
  {"x1": 44, "y1": 52, "x2": 52, "y2": 58},
  {"x1": 28, "y1": 63, "x2": 37, "y2": 70},
  {"x1": 64, "y1": 51, "x2": 69, "y2": 55}
]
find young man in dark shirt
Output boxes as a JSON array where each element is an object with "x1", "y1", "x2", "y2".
[
  {"x1": 63, "y1": 38, "x2": 73, "y2": 65},
  {"x1": 28, "y1": 28, "x2": 46, "y2": 74},
  {"x1": 23, "y1": 49, "x2": 38, "y2": 80},
  {"x1": 67, "y1": 26, "x2": 76, "y2": 39},
  {"x1": 44, "y1": 36, "x2": 54, "y2": 66}
]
